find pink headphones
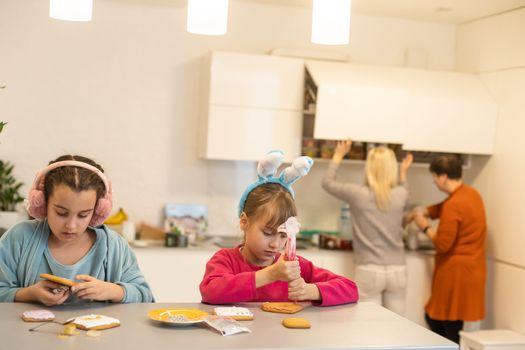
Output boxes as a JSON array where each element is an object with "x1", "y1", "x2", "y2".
[{"x1": 26, "y1": 160, "x2": 113, "y2": 227}]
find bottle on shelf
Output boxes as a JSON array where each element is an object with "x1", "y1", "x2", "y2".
[{"x1": 338, "y1": 203, "x2": 353, "y2": 240}]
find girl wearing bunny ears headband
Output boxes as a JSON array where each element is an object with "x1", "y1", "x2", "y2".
[
  {"x1": 238, "y1": 150, "x2": 314, "y2": 217},
  {"x1": 27, "y1": 155, "x2": 113, "y2": 227},
  {"x1": 200, "y1": 152, "x2": 358, "y2": 305}
]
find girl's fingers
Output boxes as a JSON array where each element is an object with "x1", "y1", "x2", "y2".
[
  {"x1": 76, "y1": 287, "x2": 96, "y2": 299},
  {"x1": 76, "y1": 274, "x2": 95, "y2": 282},
  {"x1": 57, "y1": 291, "x2": 70, "y2": 304}
]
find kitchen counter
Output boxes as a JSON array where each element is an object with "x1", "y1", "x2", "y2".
[
  {"x1": 1, "y1": 301, "x2": 457, "y2": 350},
  {"x1": 131, "y1": 236, "x2": 435, "y2": 256}
]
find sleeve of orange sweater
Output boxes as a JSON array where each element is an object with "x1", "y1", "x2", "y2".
[
  {"x1": 431, "y1": 200, "x2": 461, "y2": 253},
  {"x1": 427, "y1": 202, "x2": 443, "y2": 220}
]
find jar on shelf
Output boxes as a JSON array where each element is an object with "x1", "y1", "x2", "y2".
[
  {"x1": 302, "y1": 138, "x2": 319, "y2": 158},
  {"x1": 348, "y1": 141, "x2": 366, "y2": 160},
  {"x1": 320, "y1": 140, "x2": 335, "y2": 159}
]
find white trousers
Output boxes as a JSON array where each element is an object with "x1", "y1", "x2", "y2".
[{"x1": 354, "y1": 264, "x2": 407, "y2": 316}]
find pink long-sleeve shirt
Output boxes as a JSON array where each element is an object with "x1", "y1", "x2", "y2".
[{"x1": 200, "y1": 246, "x2": 359, "y2": 306}]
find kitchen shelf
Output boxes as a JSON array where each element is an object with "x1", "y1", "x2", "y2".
[
  {"x1": 303, "y1": 152, "x2": 471, "y2": 169},
  {"x1": 305, "y1": 157, "x2": 464, "y2": 168}
]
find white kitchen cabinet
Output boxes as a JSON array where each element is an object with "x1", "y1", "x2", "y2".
[
  {"x1": 405, "y1": 251, "x2": 434, "y2": 327},
  {"x1": 203, "y1": 105, "x2": 302, "y2": 162},
  {"x1": 400, "y1": 68, "x2": 498, "y2": 154},
  {"x1": 310, "y1": 63, "x2": 409, "y2": 144},
  {"x1": 300, "y1": 249, "x2": 355, "y2": 278},
  {"x1": 199, "y1": 51, "x2": 304, "y2": 162},
  {"x1": 135, "y1": 247, "x2": 211, "y2": 303},
  {"x1": 209, "y1": 52, "x2": 304, "y2": 110},
  {"x1": 306, "y1": 60, "x2": 498, "y2": 155}
]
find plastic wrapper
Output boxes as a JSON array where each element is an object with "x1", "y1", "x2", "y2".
[{"x1": 203, "y1": 315, "x2": 252, "y2": 336}]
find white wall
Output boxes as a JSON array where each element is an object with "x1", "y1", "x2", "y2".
[
  {"x1": 457, "y1": 7, "x2": 525, "y2": 334},
  {"x1": 0, "y1": 0, "x2": 460, "y2": 236}
]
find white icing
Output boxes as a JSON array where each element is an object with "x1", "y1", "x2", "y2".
[
  {"x1": 22, "y1": 309, "x2": 55, "y2": 320},
  {"x1": 72, "y1": 314, "x2": 120, "y2": 329},
  {"x1": 285, "y1": 217, "x2": 300, "y2": 237},
  {"x1": 214, "y1": 307, "x2": 253, "y2": 317}
]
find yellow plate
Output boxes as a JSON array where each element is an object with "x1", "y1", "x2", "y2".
[{"x1": 148, "y1": 308, "x2": 209, "y2": 326}]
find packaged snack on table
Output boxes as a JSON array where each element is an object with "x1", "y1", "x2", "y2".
[{"x1": 203, "y1": 315, "x2": 252, "y2": 336}]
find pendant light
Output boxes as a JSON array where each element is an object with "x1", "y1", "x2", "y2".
[
  {"x1": 49, "y1": 0, "x2": 93, "y2": 22},
  {"x1": 187, "y1": 0, "x2": 229, "y2": 35},
  {"x1": 311, "y1": 0, "x2": 351, "y2": 45}
]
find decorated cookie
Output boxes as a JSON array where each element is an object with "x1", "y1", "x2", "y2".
[
  {"x1": 72, "y1": 314, "x2": 120, "y2": 330},
  {"x1": 282, "y1": 317, "x2": 311, "y2": 329},
  {"x1": 21, "y1": 309, "x2": 55, "y2": 322},
  {"x1": 261, "y1": 302, "x2": 304, "y2": 314},
  {"x1": 213, "y1": 307, "x2": 254, "y2": 321}
]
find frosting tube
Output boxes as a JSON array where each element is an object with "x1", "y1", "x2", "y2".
[{"x1": 282, "y1": 217, "x2": 300, "y2": 261}]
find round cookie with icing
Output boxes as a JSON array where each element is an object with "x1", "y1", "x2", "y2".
[
  {"x1": 72, "y1": 314, "x2": 120, "y2": 330},
  {"x1": 21, "y1": 309, "x2": 55, "y2": 322}
]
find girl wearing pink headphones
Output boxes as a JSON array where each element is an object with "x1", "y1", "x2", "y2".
[{"x1": 0, "y1": 155, "x2": 154, "y2": 305}]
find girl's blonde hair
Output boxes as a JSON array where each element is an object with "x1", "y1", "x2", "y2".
[{"x1": 365, "y1": 146, "x2": 398, "y2": 211}]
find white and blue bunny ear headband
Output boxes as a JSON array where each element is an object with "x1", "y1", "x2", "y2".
[{"x1": 238, "y1": 150, "x2": 314, "y2": 217}]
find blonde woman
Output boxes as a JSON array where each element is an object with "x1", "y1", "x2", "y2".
[{"x1": 322, "y1": 140, "x2": 412, "y2": 315}]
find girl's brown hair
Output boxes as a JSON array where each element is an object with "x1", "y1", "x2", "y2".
[
  {"x1": 242, "y1": 183, "x2": 297, "y2": 230},
  {"x1": 44, "y1": 155, "x2": 106, "y2": 202}
]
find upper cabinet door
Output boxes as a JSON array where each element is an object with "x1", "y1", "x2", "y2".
[
  {"x1": 308, "y1": 61, "x2": 409, "y2": 143},
  {"x1": 199, "y1": 52, "x2": 304, "y2": 162},
  {"x1": 202, "y1": 105, "x2": 302, "y2": 162},
  {"x1": 401, "y1": 69, "x2": 498, "y2": 154},
  {"x1": 209, "y1": 52, "x2": 304, "y2": 111},
  {"x1": 307, "y1": 60, "x2": 498, "y2": 154}
]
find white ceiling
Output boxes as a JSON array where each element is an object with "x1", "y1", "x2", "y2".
[{"x1": 240, "y1": 0, "x2": 525, "y2": 24}]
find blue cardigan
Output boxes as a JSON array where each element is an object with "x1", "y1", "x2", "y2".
[{"x1": 0, "y1": 219, "x2": 154, "y2": 303}]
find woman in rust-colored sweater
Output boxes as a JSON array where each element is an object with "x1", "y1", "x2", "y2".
[{"x1": 410, "y1": 155, "x2": 486, "y2": 344}]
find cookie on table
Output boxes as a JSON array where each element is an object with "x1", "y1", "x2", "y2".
[
  {"x1": 21, "y1": 309, "x2": 55, "y2": 322},
  {"x1": 260, "y1": 302, "x2": 304, "y2": 314},
  {"x1": 213, "y1": 306, "x2": 254, "y2": 321},
  {"x1": 72, "y1": 314, "x2": 120, "y2": 330},
  {"x1": 62, "y1": 324, "x2": 77, "y2": 335},
  {"x1": 39, "y1": 273, "x2": 77, "y2": 287},
  {"x1": 282, "y1": 317, "x2": 311, "y2": 329}
]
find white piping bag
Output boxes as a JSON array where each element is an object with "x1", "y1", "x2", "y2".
[{"x1": 284, "y1": 217, "x2": 300, "y2": 261}]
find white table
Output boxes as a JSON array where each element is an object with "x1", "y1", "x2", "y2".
[{"x1": 1, "y1": 301, "x2": 457, "y2": 349}]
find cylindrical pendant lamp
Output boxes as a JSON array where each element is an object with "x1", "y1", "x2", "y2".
[
  {"x1": 187, "y1": 0, "x2": 229, "y2": 35},
  {"x1": 311, "y1": 0, "x2": 351, "y2": 45},
  {"x1": 49, "y1": 0, "x2": 93, "y2": 22}
]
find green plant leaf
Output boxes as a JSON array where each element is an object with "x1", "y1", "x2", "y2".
[{"x1": 0, "y1": 160, "x2": 24, "y2": 212}]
